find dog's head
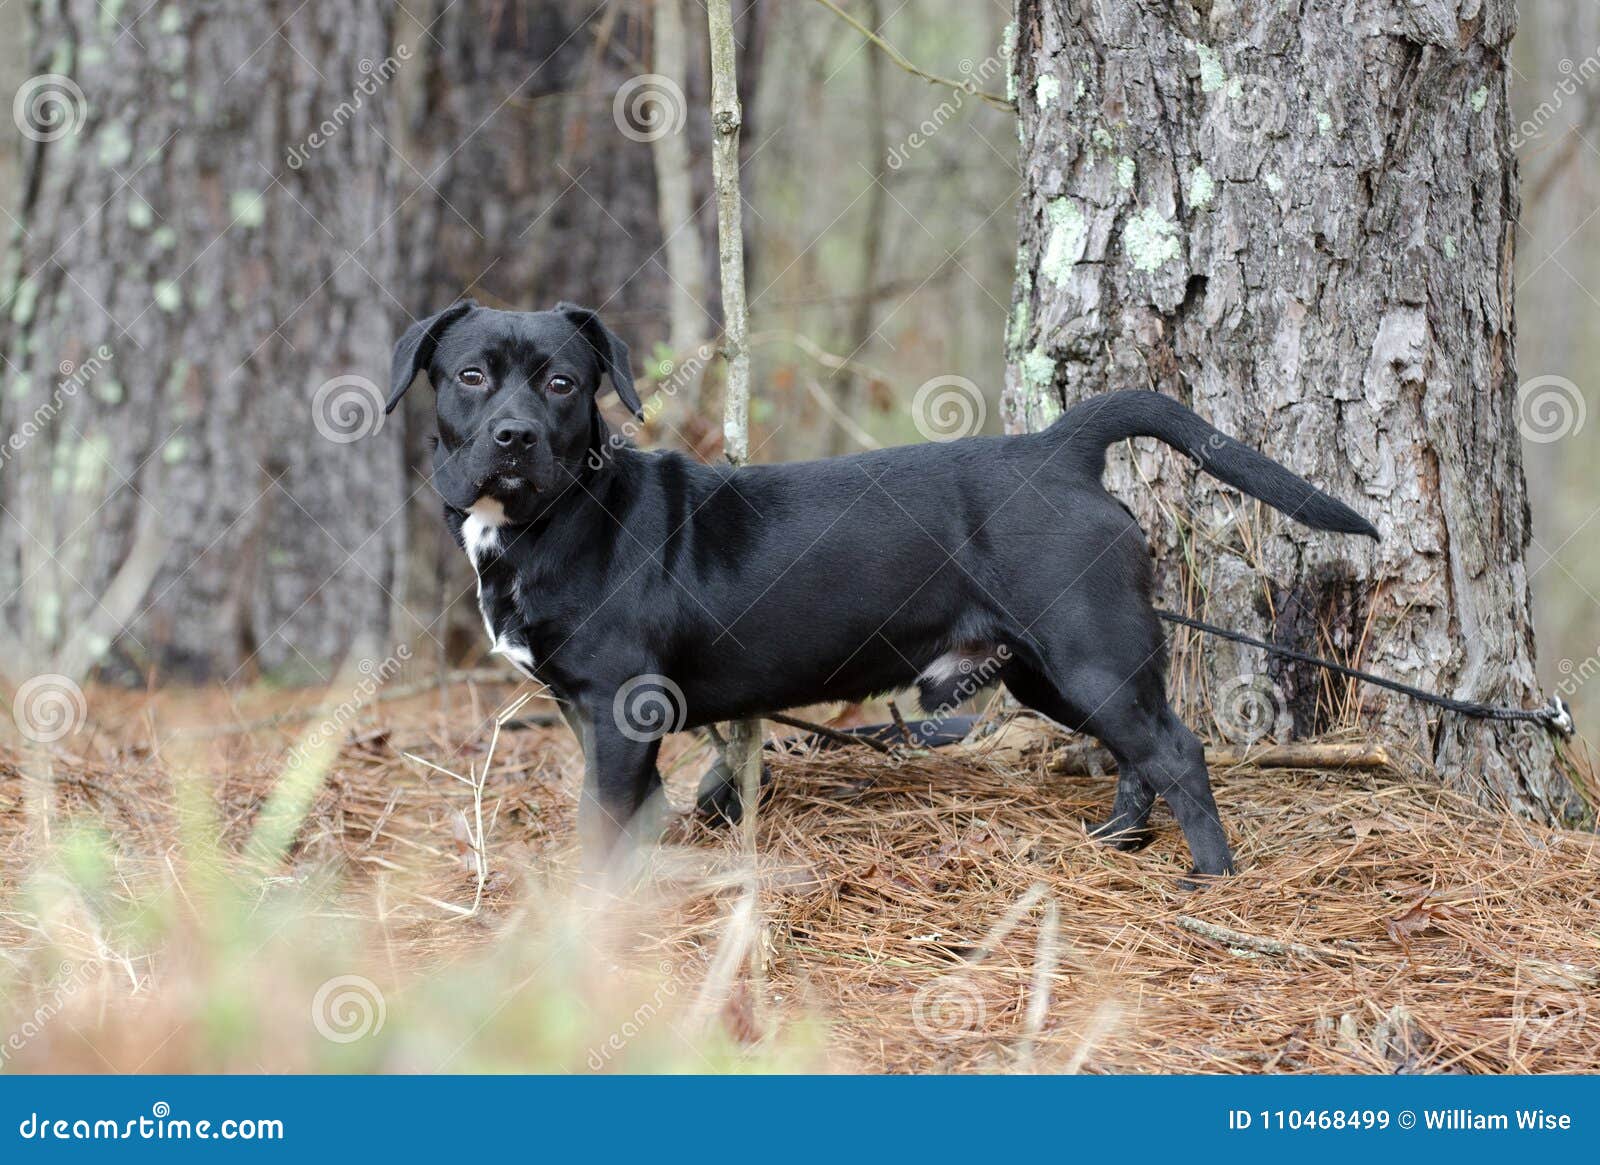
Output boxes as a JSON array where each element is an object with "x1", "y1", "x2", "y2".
[{"x1": 385, "y1": 301, "x2": 641, "y2": 518}]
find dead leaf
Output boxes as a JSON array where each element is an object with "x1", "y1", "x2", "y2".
[
  {"x1": 1349, "y1": 816, "x2": 1408, "y2": 839},
  {"x1": 964, "y1": 716, "x2": 1056, "y2": 767},
  {"x1": 1384, "y1": 897, "x2": 1454, "y2": 946},
  {"x1": 720, "y1": 981, "x2": 762, "y2": 1046}
]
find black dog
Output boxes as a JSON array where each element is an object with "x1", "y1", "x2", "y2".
[{"x1": 386, "y1": 301, "x2": 1377, "y2": 879}]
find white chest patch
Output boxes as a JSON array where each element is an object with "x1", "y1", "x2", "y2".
[
  {"x1": 462, "y1": 496, "x2": 536, "y2": 680},
  {"x1": 491, "y1": 636, "x2": 537, "y2": 679},
  {"x1": 461, "y1": 496, "x2": 507, "y2": 565}
]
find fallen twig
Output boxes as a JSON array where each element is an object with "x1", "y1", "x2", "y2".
[
  {"x1": 766, "y1": 712, "x2": 892, "y2": 753},
  {"x1": 1053, "y1": 741, "x2": 1395, "y2": 775},
  {"x1": 1175, "y1": 915, "x2": 1367, "y2": 965}
]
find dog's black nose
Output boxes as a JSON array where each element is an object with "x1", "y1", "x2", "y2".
[{"x1": 493, "y1": 420, "x2": 538, "y2": 449}]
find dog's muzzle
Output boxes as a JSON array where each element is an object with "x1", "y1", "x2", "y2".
[{"x1": 477, "y1": 422, "x2": 557, "y2": 497}]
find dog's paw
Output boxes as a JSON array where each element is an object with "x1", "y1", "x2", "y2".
[
  {"x1": 1177, "y1": 859, "x2": 1237, "y2": 892},
  {"x1": 1084, "y1": 817, "x2": 1155, "y2": 852},
  {"x1": 694, "y1": 760, "x2": 743, "y2": 827},
  {"x1": 695, "y1": 760, "x2": 776, "y2": 826}
]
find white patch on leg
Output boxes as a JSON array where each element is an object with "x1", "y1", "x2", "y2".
[
  {"x1": 917, "y1": 652, "x2": 964, "y2": 687},
  {"x1": 461, "y1": 496, "x2": 507, "y2": 564}
]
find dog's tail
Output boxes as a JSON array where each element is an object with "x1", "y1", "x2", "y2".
[{"x1": 1055, "y1": 390, "x2": 1379, "y2": 538}]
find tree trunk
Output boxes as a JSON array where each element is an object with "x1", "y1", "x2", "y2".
[
  {"x1": 399, "y1": 2, "x2": 671, "y2": 335},
  {"x1": 0, "y1": 0, "x2": 404, "y2": 683},
  {"x1": 1004, "y1": 0, "x2": 1581, "y2": 820},
  {"x1": 395, "y1": 1, "x2": 679, "y2": 665},
  {"x1": 651, "y1": 0, "x2": 711, "y2": 372},
  {"x1": 824, "y1": 0, "x2": 888, "y2": 458}
]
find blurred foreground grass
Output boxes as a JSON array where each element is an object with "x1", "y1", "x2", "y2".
[{"x1": 0, "y1": 679, "x2": 825, "y2": 1073}]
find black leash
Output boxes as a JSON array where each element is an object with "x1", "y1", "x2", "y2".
[{"x1": 1153, "y1": 608, "x2": 1576, "y2": 739}]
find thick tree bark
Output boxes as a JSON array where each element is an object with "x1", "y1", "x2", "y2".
[
  {"x1": 399, "y1": 2, "x2": 675, "y2": 333},
  {"x1": 824, "y1": 0, "x2": 889, "y2": 458},
  {"x1": 0, "y1": 0, "x2": 404, "y2": 682},
  {"x1": 652, "y1": 0, "x2": 711, "y2": 370},
  {"x1": 395, "y1": 1, "x2": 681, "y2": 663},
  {"x1": 1004, "y1": 0, "x2": 1581, "y2": 820},
  {"x1": 391, "y1": 1, "x2": 769, "y2": 660}
]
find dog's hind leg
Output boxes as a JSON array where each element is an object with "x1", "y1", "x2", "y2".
[
  {"x1": 1004, "y1": 663, "x2": 1156, "y2": 851},
  {"x1": 1006, "y1": 658, "x2": 1234, "y2": 879},
  {"x1": 1114, "y1": 703, "x2": 1234, "y2": 881}
]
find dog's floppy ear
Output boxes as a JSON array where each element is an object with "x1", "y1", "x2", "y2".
[
  {"x1": 555, "y1": 302, "x2": 642, "y2": 420},
  {"x1": 386, "y1": 300, "x2": 476, "y2": 414}
]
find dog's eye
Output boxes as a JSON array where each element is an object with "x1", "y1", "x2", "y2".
[
  {"x1": 459, "y1": 368, "x2": 486, "y2": 388},
  {"x1": 548, "y1": 375, "x2": 574, "y2": 395}
]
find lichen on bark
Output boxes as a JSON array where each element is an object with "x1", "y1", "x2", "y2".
[{"x1": 1003, "y1": 0, "x2": 1583, "y2": 822}]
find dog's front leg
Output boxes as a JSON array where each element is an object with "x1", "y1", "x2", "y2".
[{"x1": 567, "y1": 703, "x2": 665, "y2": 870}]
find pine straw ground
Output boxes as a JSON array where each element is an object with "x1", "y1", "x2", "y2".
[{"x1": 1, "y1": 681, "x2": 1597, "y2": 1074}]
